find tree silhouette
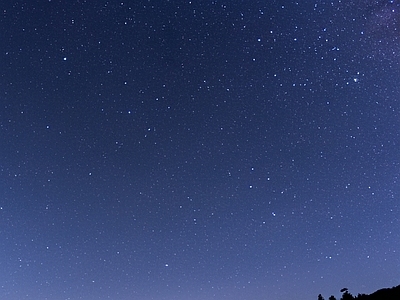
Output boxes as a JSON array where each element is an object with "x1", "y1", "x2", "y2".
[
  {"x1": 340, "y1": 290, "x2": 354, "y2": 300},
  {"x1": 319, "y1": 284, "x2": 400, "y2": 300},
  {"x1": 355, "y1": 293, "x2": 368, "y2": 300}
]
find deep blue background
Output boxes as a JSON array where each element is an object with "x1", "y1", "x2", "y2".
[{"x1": 1, "y1": 1, "x2": 399, "y2": 299}]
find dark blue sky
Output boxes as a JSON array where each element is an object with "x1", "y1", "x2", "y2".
[{"x1": 1, "y1": 1, "x2": 399, "y2": 300}]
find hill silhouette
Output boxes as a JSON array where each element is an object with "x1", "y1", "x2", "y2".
[{"x1": 318, "y1": 284, "x2": 400, "y2": 300}]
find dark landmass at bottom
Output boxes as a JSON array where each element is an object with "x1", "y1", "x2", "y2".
[{"x1": 318, "y1": 284, "x2": 400, "y2": 300}]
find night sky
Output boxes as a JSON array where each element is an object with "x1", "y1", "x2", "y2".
[{"x1": 1, "y1": 1, "x2": 399, "y2": 300}]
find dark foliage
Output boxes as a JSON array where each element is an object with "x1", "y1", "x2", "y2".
[{"x1": 318, "y1": 284, "x2": 400, "y2": 300}]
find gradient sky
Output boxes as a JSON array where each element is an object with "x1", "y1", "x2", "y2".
[{"x1": 1, "y1": 1, "x2": 399, "y2": 300}]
